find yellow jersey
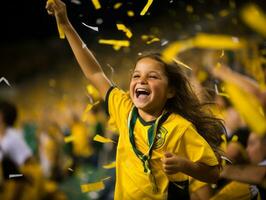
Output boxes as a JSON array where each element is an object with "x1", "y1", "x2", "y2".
[{"x1": 106, "y1": 87, "x2": 218, "y2": 200}]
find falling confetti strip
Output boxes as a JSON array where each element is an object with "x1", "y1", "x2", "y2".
[
  {"x1": 9, "y1": 174, "x2": 23, "y2": 178},
  {"x1": 214, "y1": 84, "x2": 230, "y2": 98},
  {"x1": 47, "y1": 0, "x2": 65, "y2": 39},
  {"x1": 161, "y1": 39, "x2": 169, "y2": 46},
  {"x1": 71, "y1": 0, "x2": 81, "y2": 5},
  {"x1": 81, "y1": 22, "x2": 99, "y2": 32},
  {"x1": 146, "y1": 37, "x2": 160, "y2": 44},
  {"x1": 87, "y1": 85, "x2": 100, "y2": 100},
  {"x1": 140, "y1": 0, "x2": 153, "y2": 16},
  {"x1": 113, "y1": 2, "x2": 122, "y2": 9},
  {"x1": 98, "y1": 39, "x2": 130, "y2": 50},
  {"x1": 102, "y1": 161, "x2": 116, "y2": 169},
  {"x1": 0, "y1": 77, "x2": 11, "y2": 87},
  {"x1": 68, "y1": 168, "x2": 74, "y2": 172},
  {"x1": 162, "y1": 39, "x2": 194, "y2": 63},
  {"x1": 162, "y1": 34, "x2": 246, "y2": 63},
  {"x1": 81, "y1": 181, "x2": 105, "y2": 193},
  {"x1": 93, "y1": 134, "x2": 115, "y2": 143},
  {"x1": 91, "y1": 0, "x2": 101, "y2": 9},
  {"x1": 241, "y1": 4, "x2": 266, "y2": 37},
  {"x1": 84, "y1": 101, "x2": 100, "y2": 113},
  {"x1": 127, "y1": 10, "x2": 135, "y2": 17},
  {"x1": 116, "y1": 24, "x2": 133, "y2": 38},
  {"x1": 193, "y1": 33, "x2": 246, "y2": 49},
  {"x1": 64, "y1": 135, "x2": 74, "y2": 143}
]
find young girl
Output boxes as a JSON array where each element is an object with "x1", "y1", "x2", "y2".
[{"x1": 46, "y1": 0, "x2": 224, "y2": 199}]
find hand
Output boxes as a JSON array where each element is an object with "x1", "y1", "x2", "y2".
[
  {"x1": 161, "y1": 152, "x2": 187, "y2": 175},
  {"x1": 46, "y1": 0, "x2": 69, "y2": 26}
]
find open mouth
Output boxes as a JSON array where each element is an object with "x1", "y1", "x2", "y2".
[{"x1": 135, "y1": 88, "x2": 150, "y2": 98}]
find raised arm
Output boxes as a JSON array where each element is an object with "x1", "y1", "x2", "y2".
[
  {"x1": 211, "y1": 64, "x2": 266, "y2": 107},
  {"x1": 45, "y1": 0, "x2": 112, "y2": 99}
]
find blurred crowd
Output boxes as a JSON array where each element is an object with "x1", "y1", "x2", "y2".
[{"x1": 0, "y1": 40, "x2": 265, "y2": 199}]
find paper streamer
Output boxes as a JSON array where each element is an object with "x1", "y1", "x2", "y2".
[
  {"x1": 93, "y1": 134, "x2": 115, "y2": 143},
  {"x1": 140, "y1": 0, "x2": 153, "y2": 16},
  {"x1": 241, "y1": 4, "x2": 266, "y2": 37},
  {"x1": 102, "y1": 161, "x2": 116, "y2": 169}
]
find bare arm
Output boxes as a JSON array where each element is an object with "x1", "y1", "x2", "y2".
[
  {"x1": 46, "y1": 0, "x2": 111, "y2": 99},
  {"x1": 162, "y1": 152, "x2": 220, "y2": 183},
  {"x1": 211, "y1": 64, "x2": 265, "y2": 106},
  {"x1": 221, "y1": 164, "x2": 266, "y2": 185}
]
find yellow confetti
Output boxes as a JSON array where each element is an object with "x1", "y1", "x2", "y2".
[
  {"x1": 127, "y1": 10, "x2": 135, "y2": 17},
  {"x1": 116, "y1": 24, "x2": 132, "y2": 38},
  {"x1": 194, "y1": 33, "x2": 246, "y2": 49},
  {"x1": 241, "y1": 4, "x2": 266, "y2": 37},
  {"x1": 87, "y1": 85, "x2": 100, "y2": 101},
  {"x1": 47, "y1": 0, "x2": 65, "y2": 39},
  {"x1": 84, "y1": 101, "x2": 100, "y2": 113},
  {"x1": 141, "y1": 35, "x2": 149, "y2": 40},
  {"x1": 93, "y1": 134, "x2": 115, "y2": 143},
  {"x1": 102, "y1": 161, "x2": 116, "y2": 169},
  {"x1": 81, "y1": 181, "x2": 105, "y2": 193},
  {"x1": 224, "y1": 82, "x2": 266, "y2": 136},
  {"x1": 113, "y1": 2, "x2": 122, "y2": 9},
  {"x1": 91, "y1": 0, "x2": 101, "y2": 9},
  {"x1": 162, "y1": 39, "x2": 194, "y2": 63},
  {"x1": 140, "y1": 0, "x2": 153, "y2": 16},
  {"x1": 98, "y1": 39, "x2": 130, "y2": 50},
  {"x1": 146, "y1": 37, "x2": 160, "y2": 44},
  {"x1": 64, "y1": 135, "x2": 74, "y2": 143},
  {"x1": 162, "y1": 34, "x2": 246, "y2": 64}
]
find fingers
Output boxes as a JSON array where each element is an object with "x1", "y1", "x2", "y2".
[
  {"x1": 164, "y1": 152, "x2": 174, "y2": 158},
  {"x1": 46, "y1": 0, "x2": 55, "y2": 15}
]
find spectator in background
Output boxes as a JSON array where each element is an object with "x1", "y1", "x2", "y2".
[{"x1": 0, "y1": 99, "x2": 43, "y2": 200}]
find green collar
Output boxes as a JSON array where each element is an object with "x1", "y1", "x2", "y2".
[{"x1": 128, "y1": 106, "x2": 170, "y2": 192}]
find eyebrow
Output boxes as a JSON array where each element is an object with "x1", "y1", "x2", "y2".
[{"x1": 133, "y1": 70, "x2": 161, "y2": 74}]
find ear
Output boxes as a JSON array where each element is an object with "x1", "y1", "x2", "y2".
[{"x1": 167, "y1": 87, "x2": 175, "y2": 99}]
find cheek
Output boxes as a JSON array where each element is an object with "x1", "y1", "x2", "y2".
[{"x1": 129, "y1": 82, "x2": 135, "y2": 96}]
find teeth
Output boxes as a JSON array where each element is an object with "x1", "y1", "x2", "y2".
[
  {"x1": 136, "y1": 88, "x2": 148, "y2": 92},
  {"x1": 135, "y1": 88, "x2": 150, "y2": 97}
]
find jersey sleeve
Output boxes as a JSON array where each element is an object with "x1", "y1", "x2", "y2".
[
  {"x1": 105, "y1": 87, "x2": 133, "y2": 133},
  {"x1": 177, "y1": 125, "x2": 219, "y2": 166}
]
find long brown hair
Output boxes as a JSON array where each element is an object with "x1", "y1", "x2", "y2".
[{"x1": 137, "y1": 53, "x2": 225, "y2": 159}]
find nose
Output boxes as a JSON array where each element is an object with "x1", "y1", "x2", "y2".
[{"x1": 138, "y1": 76, "x2": 147, "y2": 84}]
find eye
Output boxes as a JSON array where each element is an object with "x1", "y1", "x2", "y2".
[
  {"x1": 148, "y1": 75, "x2": 158, "y2": 79},
  {"x1": 132, "y1": 74, "x2": 140, "y2": 79}
]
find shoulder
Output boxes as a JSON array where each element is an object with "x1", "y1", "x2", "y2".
[
  {"x1": 165, "y1": 113, "x2": 193, "y2": 132},
  {"x1": 2, "y1": 128, "x2": 23, "y2": 144}
]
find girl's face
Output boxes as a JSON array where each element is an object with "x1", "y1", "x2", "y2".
[
  {"x1": 130, "y1": 57, "x2": 174, "y2": 116},
  {"x1": 246, "y1": 133, "x2": 265, "y2": 164}
]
